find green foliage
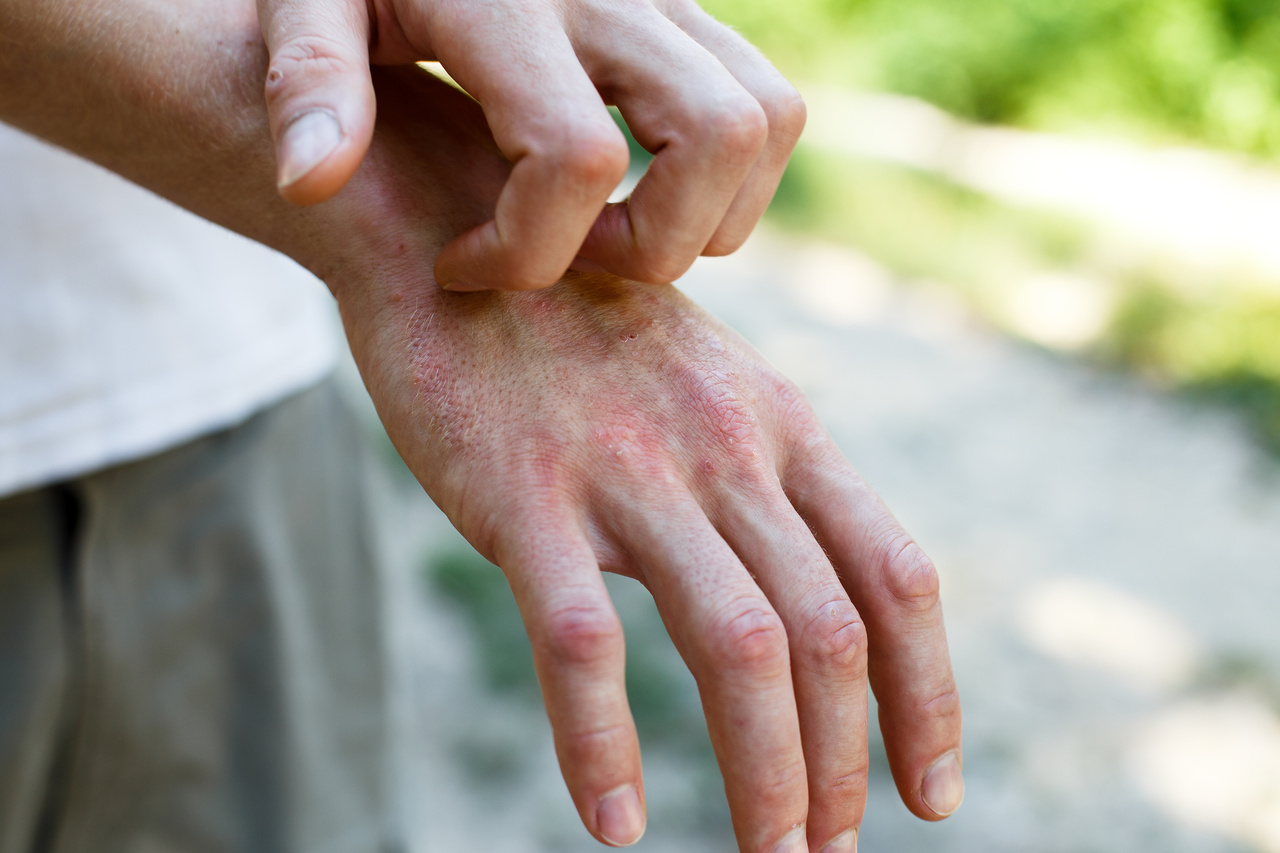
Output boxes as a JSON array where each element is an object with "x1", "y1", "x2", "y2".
[
  {"x1": 1102, "y1": 286, "x2": 1280, "y2": 450},
  {"x1": 430, "y1": 548, "x2": 541, "y2": 697},
  {"x1": 702, "y1": 0, "x2": 1280, "y2": 156},
  {"x1": 770, "y1": 148, "x2": 1091, "y2": 308}
]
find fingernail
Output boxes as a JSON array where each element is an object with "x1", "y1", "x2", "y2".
[
  {"x1": 921, "y1": 749, "x2": 965, "y2": 817},
  {"x1": 568, "y1": 255, "x2": 608, "y2": 275},
  {"x1": 277, "y1": 111, "x2": 342, "y2": 190},
  {"x1": 597, "y1": 785, "x2": 646, "y2": 846},
  {"x1": 772, "y1": 825, "x2": 808, "y2": 853},
  {"x1": 820, "y1": 828, "x2": 858, "y2": 853},
  {"x1": 439, "y1": 279, "x2": 483, "y2": 293}
]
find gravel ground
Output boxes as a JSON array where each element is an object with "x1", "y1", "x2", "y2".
[{"x1": 356, "y1": 229, "x2": 1280, "y2": 853}]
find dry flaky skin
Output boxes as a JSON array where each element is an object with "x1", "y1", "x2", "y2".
[
  {"x1": 0, "y1": 1, "x2": 962, "y2": 846},
  {"x1": 336, "y1": 69, "x2": 963, "y2": 853}
]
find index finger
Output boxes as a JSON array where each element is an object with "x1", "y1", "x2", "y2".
[
  {"x1": 430, "y1": 11, "x2": 629, "y2": 292},
  {"x1": 785, "y1": 440, "x2": 965, "y2": 821}
]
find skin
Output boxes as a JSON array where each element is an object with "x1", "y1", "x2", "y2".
[
  {"x1": 0, "y1": 1, "x2": 964, "y2": 851},
  {"x1": 256, "y1": 0, "x2": 807, "y2": 291}
]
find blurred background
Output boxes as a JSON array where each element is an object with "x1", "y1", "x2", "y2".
[{"x1": 384, "y1": 3, "x2": 1280, "y2": 851}]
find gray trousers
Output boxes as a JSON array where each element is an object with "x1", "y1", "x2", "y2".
[{"x1": 0, "y1": 379, "x2": 400, "y2": 853}]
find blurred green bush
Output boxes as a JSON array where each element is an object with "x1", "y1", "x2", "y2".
[{"x1": 704, "y1": 0, "x2": 1280, "y2": 156}]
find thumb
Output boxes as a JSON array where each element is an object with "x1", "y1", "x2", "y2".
[{"x1": 258, "y1": 0, "x2": 376, "y2": 204}]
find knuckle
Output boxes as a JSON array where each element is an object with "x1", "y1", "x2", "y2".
[
  {"x1": 266, "y1": 34, "x2": 363, "y2": 97},
  {"x1": 756, "y1": 756, "x2": 809, "y2": 807},
  {"x1": 541, "y1": 604, "x2": 625, "y2": 668},
  {"x1": 680, "y1": 364, "x2": 761, "y2": 452},
  {"x1": 700, "y1": 97, "x2": 769, "y2": 162},
  {"x1": 627, "y1": 247, "x2": 696, "y2": 285},
  {"x1": 705, "y1": 600, "x2": 790, "y2": 675},
  {"x1": 797, "y1": 598, "x2": 868, "y2": 674},
  {"x1": 774, "y1": 376, "x2": 824, "y2": 443},
  {"x1": 547, "y1": 123, "x2": 630, "y2": 190},
  {"x1": 876, "y1": 533, "x2": 942, "y2": 612},
  {"x1": 920, "y1": 683, "x2": 962, "y2": 724},
  {"x1": 827, "y1": 762, "x2": 871, "y2": 798},
  {"x1": 592, "y1": 422, "x2": 672, "y2": 479},
  {"x1": 701, "y1": 228, "x2": 750, "y2": 258},
  {"x1": 763, "y1": 83, "x2": 807, "y2": 142},
  {"x1": 558, "y1": 719, "x2": 633, "y2": 762}
]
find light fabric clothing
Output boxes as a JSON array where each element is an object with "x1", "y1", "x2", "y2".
[
  {"x1": 0, "y1": 123, "x2": 339, "y2": 499},
  {"x1": 0, "y1": 378, "x2": 401, "y2": 853}
]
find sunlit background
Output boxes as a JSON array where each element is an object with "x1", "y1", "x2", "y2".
[{"x1": 391, "y1": 3, "x2": 1280, "y2": 851}]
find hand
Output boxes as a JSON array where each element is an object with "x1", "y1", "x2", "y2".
[
  {"x1": 0, "y1": 0, "x2": 957, "y2": 837},
  {"x1": 256, "y1": 0, "x2": 806, "y2": 291},
  {"x1": 332, "y1": 67, "x2": 963, "y2": 853}
]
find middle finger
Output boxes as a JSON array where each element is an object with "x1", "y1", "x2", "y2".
[
  {"x1": 713, "y1": 484, "x2": 869, "y2": 853},
  {"x1": 571, "y1": 6, "x2": 768, "y2": 284},
  {"x1": 613, "y1": 491, "x2": 809, "y2": 853}
]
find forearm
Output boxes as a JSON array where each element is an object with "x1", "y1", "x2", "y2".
[{"x1": 0, "y1": 0, "x2": 333, "y2": 266}]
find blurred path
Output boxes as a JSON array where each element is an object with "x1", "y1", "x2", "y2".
[
  {"x1": 804, "y1": 86, "x2": 1280, "y2": 285},
  {"x1": 370, "y1": 230, "x2": 1280, "y2": 852}
]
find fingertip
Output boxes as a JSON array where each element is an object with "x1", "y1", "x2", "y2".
[
  {"x1": 262, "y1": 18, "x2": 376, "y2": 204},
  {"x1": 920, "y1": 750, "x2": 964, "y2": 819},
  {"x1": 275, "y1": 110, "x2": 343, "y2": 201},
  {"x1": 596, "y1": 784, "x2": 647, "y2": 846},
  {"x1": 272, "y1": 97, "x2": 374, "y2": 205}
]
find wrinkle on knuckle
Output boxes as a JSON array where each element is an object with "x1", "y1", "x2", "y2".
[
  {"x1": 755, "y1": 755, "x2": 808, "y2": 805},
  {"x1": 560, "y1": 720, "x2": 633, "y2": 753},
  {"x1": 705, "y1": 600, "x2": 789, "y2": 676},
  {"x1": 797, "y1": 599, "x2": 868, "y2": 675},
  {"x1": 508, "y1": 430, "x2": 579, "y2": 496},
  {"x1": 919, "y1": 683, "x2": 962, "y2": 724},
  {"x1": 875, "y1": 532, "x2": 941, "y2": 612},
  {"x1": 541, "y1": 604, "x2": 625, "y2": 668},
  {"x1": 679, "y1": 364, "x2": 761, "y2": 454},
  {"x1": 265, "y1": 34, "x2": 362, "y2": 100},
  {"x1": 827, "y1": 762, "x2": 870, "y2": 797}
]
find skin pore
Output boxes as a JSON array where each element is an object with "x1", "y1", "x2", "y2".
[{"x1": 0, "y1": 2, "x2": 963, "y2": 851}]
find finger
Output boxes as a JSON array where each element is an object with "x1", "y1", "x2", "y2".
[
  {"x1": 714, "y1": 486, "x2": 868, "y2": 853},
  {"x1": 655, "y1": 0, "x2": 807, "y2": 255},
  {"x1": 430, "y1": 13, "x2": 629, "y2": 292},
  {"x1": 785, "y1": 440, "x2": 964, "y2": 821},
  {"x1": 615, "y1": 494, "x2": 809, "y2": 853},
  {"x1": 572, "y1": 9, "x2": 768, "y2": 284},
  {"x1": 258, "y1": 0, "x2": 376, "y2": 204},
  {"x1": 497, "y1": 514, "x2": 646, "y2": 847}
]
